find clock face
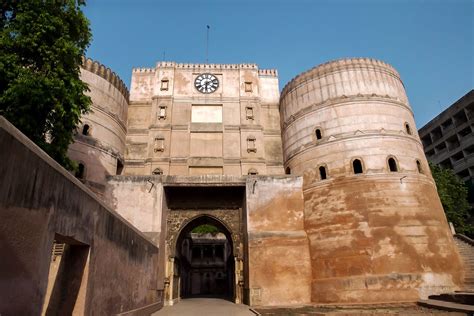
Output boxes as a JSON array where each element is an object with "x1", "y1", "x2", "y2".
[{"x1": 195, "y1": 73, "x2": 219, "y2": 94}]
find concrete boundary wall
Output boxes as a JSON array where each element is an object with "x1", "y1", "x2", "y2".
[{"x1": 0, "y1": 116, "x2": 162, "y2": 315}]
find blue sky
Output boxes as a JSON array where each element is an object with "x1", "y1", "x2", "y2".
[{"x1": 83, "y1": 0, "x2": 473, "y2": 127}]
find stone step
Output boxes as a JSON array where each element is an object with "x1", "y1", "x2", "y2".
[{"x1": 418, "y1": 299, "x2": 474, "y2": 313}]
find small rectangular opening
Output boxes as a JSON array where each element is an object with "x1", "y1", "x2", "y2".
[
  {"x1": 441, "y1": 118, "x2": 453, "y2": 131},
  {"x1": 434, "y1": 142, "x2": 446, "y2": 153},
  {"x1": 244, "y1": 82, "x2": 253, "y2": 92},
  {"x1": 451, "y1": 151, "x2": 464, "y2": 162},
  {"x1": 466, "y1": 102, "x2": 474, "y2": 120},
  {"x1": 158, "y1": 106, "x2": 167, "y2": 120},
  {"x1": 431, "y1": 127, "x2": 443, "y2": 142},
  {"x1": 457, "y1": 168, "x2": 470, "y2": 179},
  {"x1": 421, "y1": 134, "x2": 432, "y2": 147},
  {"x1": 440, "y1": 158, "x2": 452, "y2": 169},
  {"x1": 446, "y1": 135, "x2": 460, "y2": 151},
  {"x1": 154, "y1": 137, "x2": 165, "y2": 152},
  {"x1": 42, "y1": 234, "x2": 90, "y2": 316},
  {"x1": 160, "y1": 79, "x2": 169, "y2": 91},
  {"x1": 458, "y1": 126, "x2": 471, "y2": 138},
  {"x1": 246, "y1": 106, "x2": 254, "y2": 120},
  {"x1": 464, "y1": 144, "x2": 474, "y2": 156},
  {"x1": 453, "y1": 110, "x2": 468, "y2": 126}
]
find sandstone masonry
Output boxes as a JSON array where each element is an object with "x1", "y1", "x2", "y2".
[{"x1": 71, "y1": 57, "x2": 463, "y2": 307}]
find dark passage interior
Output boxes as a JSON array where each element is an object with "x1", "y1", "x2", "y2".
[{"x1": 175, "y1": 217, "x2": 234, "y2": 299}]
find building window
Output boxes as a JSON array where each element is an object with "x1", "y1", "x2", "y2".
[
  {"x1": 315, "y1": 128, "x2": 322, "y2": 140},
  {"x1": 158, "y1": 106, "x2": 167, "y2": 120},
  {"x1": 352, "y1": 159, "x2": 363, "y2": 174},
  {"x1": 416, "y1": 160, "x2": 423, "y2": 174},
  {"x1": 247, "y1": 136, "x2": 257, "y2": 153},
  {"x1": 248, "y1": 168, "x2": 258, "y2": 175},
  {"x1": 160, "y1": 79, "x2": 169, "y2": 91},
  {"x1": 405, "y1": 123, "x2": 412, "y2": 135},
  {"x1": 75, "y1": 163, "x2": 85, "y2": 179},
  {"x1": 245, "y1": 82, "x2": 253, "y2": 92},
  {"x1": 285, "y1": 167, "x2": 291, "y2": 175},
  {"x1": 152, "y1": 168, "x2": 163, "y2": 175},
  {"x1": 82, "y1": 124, "x2": 90, "y2": 136},
  {"x1": 116, "y1": 159, "x2": 124, "y2": 175},
  {"x1": 388, "y1": 157, "x2": 398, "y2": 172},
  {"x1": 319, "y1": 166, "x2": 327, "y2": 180},
  {"x1": 154, "y1": 137, "x2": 165, "y2": 152},
  {"x1": 246, "y1": 106, "x2": 254, "y2": 120}
]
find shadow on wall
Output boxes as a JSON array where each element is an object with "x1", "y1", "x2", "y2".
[{"x1": 0, "y1": 116, "x2": 162, "y2": 315}]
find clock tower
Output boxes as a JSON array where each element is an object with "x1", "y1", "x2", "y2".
[{"x1": 125, "y1": 62, "x2": 284, "y2": 176}]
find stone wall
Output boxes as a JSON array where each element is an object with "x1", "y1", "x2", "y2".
[
  {"x1": 245, "y1": 176, "x2": 312, "y2": 306},
  {"x1": 280, "y1": 58, "x2": 464, "y2": 303},
  {"x1": 125, "y1": 62, "x2": 284, "y2": 176},
  {"x1": 67, "y1": 57, "x2": 129, "y2": 196},
  {"x1": 0, "y1": 117, "x2": 161, "y2": 315},
  {"x1": 105, "y1": 175, "x2": 164, "y2": 245}
]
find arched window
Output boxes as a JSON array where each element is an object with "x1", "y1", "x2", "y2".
[
  {"x1": 116, "y1": 159, "x2": 124, "y2": 175},
  {"x1": 416, "y1": 160, "x2": 423, "y2": 174},
  {"x1": 352, "y1": 159, "x2": 363, "y2": 174},
  {"x1": 152, "y1": 168, "x2": 163, "y2": 175},
  {"x1": 82, "y1": 124, "x2": 90, "y2": 136},
  {"x1": 248, "y1": 168, "x2": 258, "y2": 176},
  {"x1": 319, "y1": 166, "x2": 327, "y2": 180},
  {"x1": 75, "y1": 163, "x2": 85, "y2": 179},
  {"x1": 285, "y1": 167, "x2": 291, "y2": 175},
  {"x1": 405, "y1": 123, "x2": 412, "y2": 135},
  {"x1": 315, "y1": 128, "x2": 322, "y2": 140},
  {"x1": 388, "y1": 157, "x2": 398, "y2": 172}
]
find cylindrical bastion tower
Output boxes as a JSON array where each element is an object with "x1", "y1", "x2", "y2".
[
  {"x1": 67, "y1": 57, "x2": 129, "y2": 196},
  {"x1": 280, "y1": 58, "x2": 463, "y2": 303}
]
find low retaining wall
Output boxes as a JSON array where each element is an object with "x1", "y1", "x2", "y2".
[{"x1": 0, "y1": 116, "x2": 161, "y2": 315}]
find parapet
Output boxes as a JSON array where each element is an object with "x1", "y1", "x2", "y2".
[
  {"x1": 81, "y1": 57, "x2": 130, "y2": 102},
  {"x1": 152, "y1": 61, "x2": 261, "y2": 70},
  {"x1": 258, "y1": 69, "x2": 278, "y2": 77},
  {"x1": 132, "y1": 67, "x2": 155, "y2": 73},
  {"x1": 281, "y1": 57, "x2": 401, "y2": 98}
]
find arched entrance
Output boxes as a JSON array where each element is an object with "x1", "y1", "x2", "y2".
[
  {"x1": 163, "y1": 185, "x2": 246, "y2": 305},
  {"x1": 174, "y1": 215, "x2": 234, "y2": 300}
]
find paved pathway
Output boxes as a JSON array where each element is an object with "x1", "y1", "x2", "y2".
[{"x1": 152, "y1": 298, "x2": 255, "y2": 316}]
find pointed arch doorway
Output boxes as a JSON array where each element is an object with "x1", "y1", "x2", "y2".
[
  {"x1": 163, "y1": 184, "x2": 246, "y2": 306},
  {"x1": 175, "y1": 215, "x2": 235, "y2": 300}
]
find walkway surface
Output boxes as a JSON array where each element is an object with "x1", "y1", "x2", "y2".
[{"x1": 152, "y1": 298, "x2": 255, "y2": 316}]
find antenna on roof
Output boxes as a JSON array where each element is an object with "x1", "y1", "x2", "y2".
[
  {"x1": 163, "y1": 50, "x2": 166, "y2": 61},
  {"x1": 206, "y1": 25, "x2": 210, "y2": 64}
]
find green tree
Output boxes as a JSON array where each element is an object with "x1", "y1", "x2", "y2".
[
  {"x1": 0, "y1": 0, "x2": 92, "y2": 170},
  {"x1": 430, "y1": 162, "x2": 473, "y2": 236},
  {"x1": 192, "y1": 224, "x2": 220, "y2": 235}
]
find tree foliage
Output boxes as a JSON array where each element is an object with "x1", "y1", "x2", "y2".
[
  {"x1": 192, "y1": 224, "x2": 220, "y2": 235},
  {"x1": 0, "y1": 0, "x2": 92, "y2": 170},
  {"x1": 430, "y1": 162, "x2": 473, "y2": 236}
]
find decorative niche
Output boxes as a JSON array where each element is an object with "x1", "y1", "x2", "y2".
[
  {"x1": 246, "y1": 106, "x2": 254, "y2": 120},
  {"x1": 160, "y1": 79, "x2": 169, "y2": 91},
  {"x1": 247, "y1": 136, "x2": 257, "y2": 153},
  {"x1": 158, "y1": 105, "x2": 167, "y2": 120},
  {"x1": 154, "y1": 137, "x2": 165, "y2": 152},
  {"x1": 245, "y1": 81, "x2": 253, "y2": 92}
]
